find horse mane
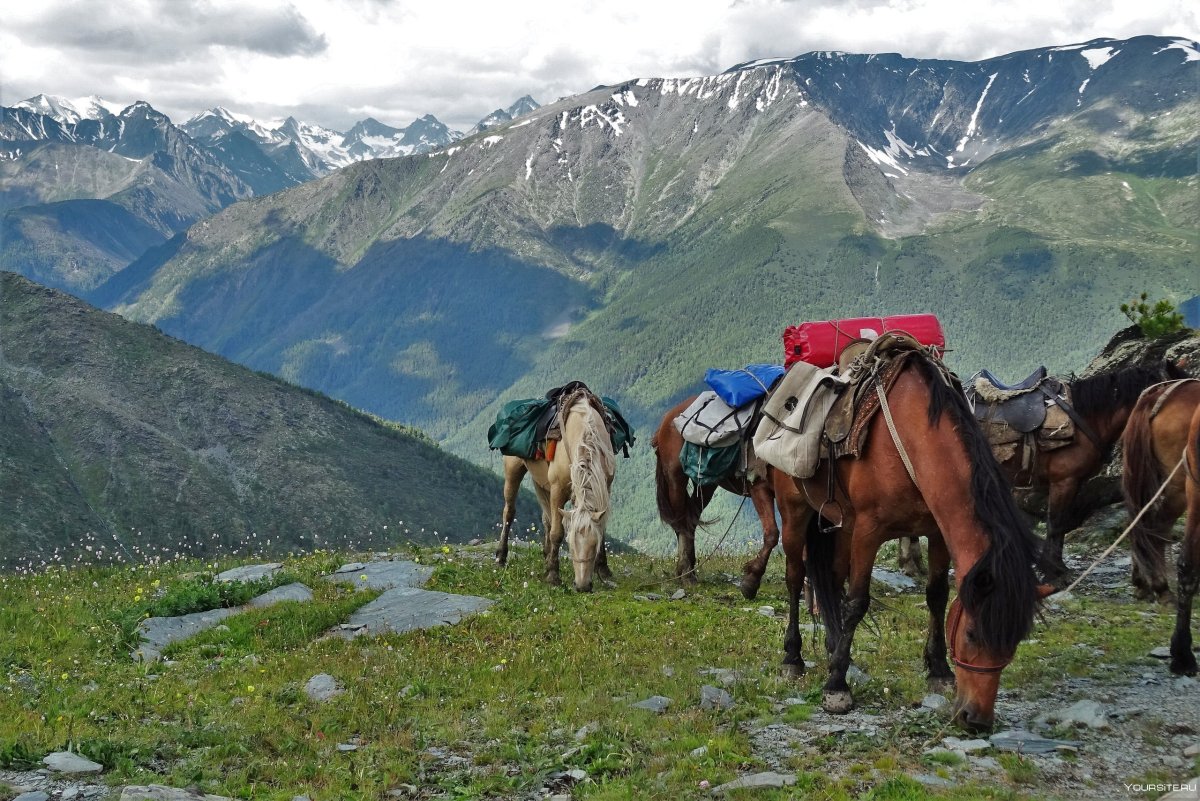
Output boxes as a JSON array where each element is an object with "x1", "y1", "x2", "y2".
[
  {"x1": 1068, "y1": 364, "x2": 1168, "y2": 419},
  {"x1": 564, "y1": 397, "x2": 616, "y2": 545},
  {"x1": 912, "y1": 355, "x2": 1042, "y2": 654}
]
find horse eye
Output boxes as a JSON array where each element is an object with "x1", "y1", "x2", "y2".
[{"x1": 965, "y1": 628, "x2": 978, "y2": 644}]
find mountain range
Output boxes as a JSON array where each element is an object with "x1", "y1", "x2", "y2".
[
  {"x1": 0, "y1": 93, "x2": 541, "y2": 294},
  {"x1": 0, "y1": 270, "x2": 533, "y2": 568},
  {"x1": 3, "y1": 35, "x2": 1197, "y2": 551}
]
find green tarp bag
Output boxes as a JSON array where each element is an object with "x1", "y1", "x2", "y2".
[
  {"x1": 680, "y1": 441, "x2": 740, "y2": 486},
  {"x1": 487, "y1": 398, "x2": 552, "y2": 459},
  {"x1": 601, "y1": 396, "x2": 636, "y2": 457}
]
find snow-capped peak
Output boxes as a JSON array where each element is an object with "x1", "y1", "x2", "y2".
[
  {"x1": 14, "y1": 94, "x2": 82, "y2": 125},
  {"x1": 73, "y1": 95, "x2": 124, "y2": 120}
]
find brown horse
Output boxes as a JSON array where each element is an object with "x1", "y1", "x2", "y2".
[
  {"x1": 1123, "y1": 379, "x2": 1200, "y2": 674},
  {"x1": 774, "y1": 349, "x2": 1048, "y2": 732},
  {"x1": 652, "y1": 395, "x2": 779, "y2": 599},
  {"x1": 994, "y1": 364, "x2": 1186, "y2": 584},
  {"x1": 496, "y1": 393, "x2": 616, "y2": 592}
]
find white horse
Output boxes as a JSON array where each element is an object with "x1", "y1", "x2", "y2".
[{"x1": 496, "y1": 393, "x2": 616, "y2": 592}]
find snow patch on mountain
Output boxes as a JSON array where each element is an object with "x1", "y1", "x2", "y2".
[{"x1": 1080, "y1": 47, "x2": 1118, "y2": 70}]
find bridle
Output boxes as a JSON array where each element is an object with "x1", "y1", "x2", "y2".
[{"x1": 946, "y1": 596, "x2": 1012, "y2": 674}]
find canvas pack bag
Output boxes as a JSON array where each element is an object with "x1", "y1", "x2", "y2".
[
  {"x1": 754, "y1": 361, "x2": 848, "y2": 479},
  {"x1": 673, "y1": 391, "x2": 755, "y2": 448}
]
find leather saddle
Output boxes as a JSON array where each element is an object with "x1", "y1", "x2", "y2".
[{"x1": 966, "y1": 367, "x2": 1057, "y2": 434}]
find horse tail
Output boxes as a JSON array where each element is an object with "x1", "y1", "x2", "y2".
[
  {"x1": 913, "y1": 354, "x2": 1041, "y2": 653},
  {"x1": 805, "y1": 515, "x2": 844, "y2": 645},
  {"x1": 567, "y1": 399, "x2": 616, "y2": 539},
  {"x1": 1123, "y1": 390, "x2": 1173, "y2": 582}
]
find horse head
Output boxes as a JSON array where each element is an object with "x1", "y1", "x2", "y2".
[
  {"x1": 949, "y1": 584, "x2": 1055, "y2": 731},
  {"x1": 566, "y1": 507, "x2": 606, "y2": 592}
]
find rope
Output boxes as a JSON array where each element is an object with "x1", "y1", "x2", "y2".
[{"x1": 1061, "y1": 454, "x2": 1187, "y2": 595}]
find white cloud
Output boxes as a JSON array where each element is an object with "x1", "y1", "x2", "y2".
[{"x1": 1, "y1": 0, "x2": 1195, "y2": 131}]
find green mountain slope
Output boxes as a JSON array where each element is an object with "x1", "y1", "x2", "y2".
[{"x1": 0, "y1": 272, "x2": 533, "y2": 568}]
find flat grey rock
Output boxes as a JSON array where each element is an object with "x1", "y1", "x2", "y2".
[
  {"x1": 246, "y1": 582, "x2": 313, "y2": 608},
  {"x1": 1040, "y1": 699, "x2": 1111, "y2": 730},
  {"x1": 922, "y1": 693, "x2": 949, "y2": 710},
  {"x1": 330, "y1": 587, "x2": 492, "y2": 637},
  {"x1": 700, "y1": 685, "x2": 734, "y2": 710},
  {"x1": 120, "y1": 786, "x2": 232, "y2": 800},
  {"x1": 756, "y1": 605, "x2": 775, "y2": 617},
  {"x1": 14, "y1": 792, "x2": 50, "y2": 801},
  {"x1": 846, "y1": 665, "x2": 869, "y2": 685},
  {"x1": 133, "y1": 583, "x2": 314, "y2": 661},
  {"x1": 42, "y1": 752, "x2": 103, "y2": 774},
  {"x1": 304, "y1": 673, "x2": 343, "y2": 702},
  {"x1": 711, "y1": 772, "x2": 796, "y2": 793},
  {"x1": 1157, "y1": 777, "x2": 1200, "y2": 800},
  {"x1": 871, "y1": 567, "x2": 917, "y2": 591},
  {"x1": 323, "y1": 561, "x2": 432, "y2": 591},
  {"x1": 914, "y1": 773, "x2": 953, "y2": 787},
  {"x1": 1151, "y1": 646, "x2": 1173, "y2": 659},
  {"x1": 944, "y1": 736, "x2": 991, "y2": 753},
  {"x1": 631, "y1": 695, "x2": 672, "y2": 713},
  {"x1": 699, "y1": 667, "x2": 740, "y2": 686},
  {"x1": 216, "y1": 563, "x2": 281, "y2": 583},
  {"x1": 670, "y1": 589, "x2": 687, "y2": 600},
  {"x1": 990, "y1": 729, "x2": 1080, "y2": 755}
]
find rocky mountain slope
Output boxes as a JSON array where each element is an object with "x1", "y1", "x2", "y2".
[{"x1": 0, "y1": 271, "x2": 531, "y2": 567}]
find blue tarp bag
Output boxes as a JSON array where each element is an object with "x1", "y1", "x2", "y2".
[{"x1": 704, "y1": 364, "x2": 786, "y2": 409}]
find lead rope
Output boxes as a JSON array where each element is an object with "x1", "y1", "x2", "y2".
[
  {"x1": 1061, "y1": 453, "x2": 1187, "y2": 595},
  {"x1": 635, "y1": 491, "x2": 749, "y2": 590}
]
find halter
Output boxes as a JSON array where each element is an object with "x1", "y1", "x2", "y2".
[{"x1": 946, "y1": 596, "x2": 1012, "y2": 675}]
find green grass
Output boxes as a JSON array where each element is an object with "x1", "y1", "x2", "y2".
[{"x1": 0, "y1": 545, "x2": 1179, "y2": 799}]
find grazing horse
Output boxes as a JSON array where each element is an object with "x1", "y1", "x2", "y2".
[
  {"x1": 993, "y1": 364, "x2": 1185, "y2": 584},
  {"x1": 774, "y1": 347, "x2": 1048, "y2": 732},
  {"x1": 1123, "y1": 379, "x2": 1200, "y2": 674},
  {"x1": 652, "y1": 396, "x2": 779, "y2": 599},
  {"x1": 496, "y1": 392, "x2": 616, "y2": 592}
]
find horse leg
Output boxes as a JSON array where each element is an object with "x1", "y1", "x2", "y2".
[
  {"x1": 594, "y1": 537, "x2": 612, "y2": 581},
  {"x1": 741, "y1": 481, "x2": 779, "y2": 600},
  {"x1": 898, "y1": 536, "x2": 926, "y2": 579},
  {"x1": 538, "y1": 482, "x2": 565, "y2": 586},
  {"x1": 923, "y1": 532, "x2": 955, "y2": 694},
  {"x1": 822, "y1": 530, "x2": 881, "y2": 714},
  {"x1": 497, "y1": 459, "x2": 528, "y2": 566},
  {"x1": 776, "y1": 479, "x2": 812, "y2": 678},
  {"x1": 1170, "y1": 503, "x2": 1199, "y2": 676},
  {"x1": 1042, "y1": 476, "x2": 1081, "y2": 585}
]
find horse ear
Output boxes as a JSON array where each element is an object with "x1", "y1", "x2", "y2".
[
  {"x1": 591, "y1": 510, "x2": 605, "y2": 522},
  {"x1": 1036, "y1": 583, "x2": 1056, "y2": 599}
]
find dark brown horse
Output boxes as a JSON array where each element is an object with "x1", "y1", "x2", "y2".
[
  {"x1": 774, "y1": 350, "x2": 1049, "y2": 732},
  {"x1": 1123, "y1": 379, "x2": 1200, "y2": 674},
  {"x1": 652, "y1": 395, "x2": 779, "y2": 599},
  {"x1": 996, "y1": 364, "x2": 1185, "y2": 584}
]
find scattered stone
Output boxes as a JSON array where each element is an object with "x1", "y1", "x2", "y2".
[
  {"x1": 328, "y1": 587, "x2": 494, "y2": 638},
  {"x1": 574, "y1": 723, "x2": 597, "y2": 741},
  {"x1": 631, "y1": 695, "x2": 672, "y2": 713},
  {"x1": 13, "y1": 792, "x2": 49, "y2": 801},
  {"x1": 1040, "y1": 699, "x2": 1111, "y2": 730},
  {"x1": 63, "y1": 790, "x2": 81, "y2": 801},
  {"x1": 336, "y1": 743, "x2": 358, "y2": 752},
  {"x1": 42, "y1": 752, "x2": 103, "y2": 774},
  {"x1": 711, "y1": 771, "x2": 796, "y2": 794},
  {"x1": 846, "y1": 665, "x2": 869, "y2": 686},
  {"x1": 468, "y1": 538, "x2": 482, "y2": 546},
  {"x1": 944, "y1": 737, "x2": 990, "y2": 753},
  {"x1": 699, "y1": 668, "x2": 740, "y2": 686},
  {"x1": 691, "y1": 745, "x2": 709, "y2": 758},
  {"x1": 1162, "y1": 755, "x2": 1186, "y2": 769},
  {"x1": 120, "y1": 787, "x2": 232, "y2": 801},
  {"x1": 291, "y1": 797, "x2": 311, "y2": 801},
  {"x1": 1151, "y1": 646, "x2": 1173, "y2": 659},
  {"x1": 304, "y1": 673, "x2": 343, "y2": 702},
  {"x1": 1177, "y1": 676, "x2": 1198, "y2": 691},
  {"x1": 819, "y1": 724, "x2": 849, "y2": 736},
  {"x1": 990, "y1": 729, "x2": 1080, "y2": 755},
  {"x1": 671, "y1": 588, "x2": 687, "y2": 600},
  {"x1": 922, "y1": 693, "x2": 949, "y2": 711},
  {"x1": 246, "y1": 583, "x2": 313, "y2": 608},
  {"x1": 1159, "y1": 778, "x2": 1200, "y2": 801},
  {"x1": 661, "y1": 665, "x2": 675, "y2": 677},
  {"x1": 757, "y1": 606, "x2": 775, "y2": 617},
  {"x1": 871, "y1": 567, "x2": 917, "y2": 591},
  {"x1": 971, "y1": 756, "x2": 1000, "y2": 771},
  {"x1": 216, "y1": 563, "x2": 281, "y2": 583},
  {"x1": 1184, "y1": 743, "x2": 1200, "y2": 757},
  {"x1": 700, "y1": 685, "x2": 734, "y2": 710},
  {"x1": 566, "y1": 769, "x2": 587, "y2": 781},
  {"x1": 913, "y1": 773, "x2": 953, "y2": 787}
]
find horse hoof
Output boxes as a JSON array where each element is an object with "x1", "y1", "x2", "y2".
[
  {"x1": 780, "y1": 662, "x2": 805, "y2": 680},
  {"x1": 545, "y1": 574, "x2": 562, "y2": 587},
  {"x1": 927, "y1": 676, "x2": 956, "y2": 695},
  {"x1": 680, "y1": 573, "x2": 699, "y2": 586},
  {"x1": 740, "y1": 575, "x2": 762, "y2": 601},
  {"x1": 822, "y1": 689, "x2": 854, "y2": 714},
  {"x1": 1170, "y1": 654, "x2": 1199, "y2": 677}
]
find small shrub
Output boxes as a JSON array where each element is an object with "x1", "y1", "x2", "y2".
[{"x1": 1121, "y1": 293, "x2": 1185, "y2": 338}]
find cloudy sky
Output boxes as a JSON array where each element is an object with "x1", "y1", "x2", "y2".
[{"x1": 2, "y1": 0, "x2": 1196, "y2": 132}]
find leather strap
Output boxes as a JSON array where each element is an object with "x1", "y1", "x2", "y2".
[{"x1": 876, "y1": 379, "x2": 920, "y2": 491}]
